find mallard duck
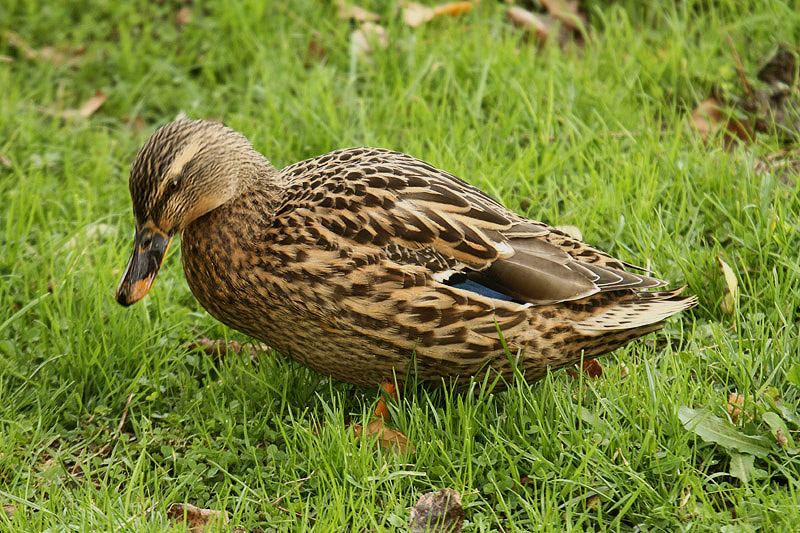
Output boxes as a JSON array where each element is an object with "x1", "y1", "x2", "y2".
[{"x1": 116, "y1": 119, "x2": 695, "y2": 389}]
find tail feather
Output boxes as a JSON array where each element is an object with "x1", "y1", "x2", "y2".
[{"x1": 573, "y1": 287, "x2": 697, "y2": 334}]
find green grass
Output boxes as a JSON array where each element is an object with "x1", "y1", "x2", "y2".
[{"x1": 2, "y1": 0, "x2": 800, "y2": 530}]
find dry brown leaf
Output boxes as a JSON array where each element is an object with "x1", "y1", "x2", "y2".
[
  {"x1": 690, "y1": 97, "x2": 752, "y2": 147},
  {"x1": 566, "y1": 359, "x2": 603, "y2": 379},
  {"x1": 55, "y1": 90, "x2": 107, "y2": 120},
  {"x1": 305, "y1": 31, "x2": 328, "y2": 66},
  {"x1": 176, "y1": 7, "x2": 192, "y2": 26},
  {"x1": 540, "y1": 0, "x2": 586, "y2": 33},
  {"x1": 409, "y1": 488, "x2": 464, "y2": 533},
  {"x1": 0, "y1": 151, "x2": 11, "y2": 168},
  {"x1": 351, "y1": 22, "x2": 388, "y2": 57},
  {"x1": 727, "y1": 392, "x2": 745, "y2": 423},
  {"x1": 554, "y1": 224, "x2": 583, "y2": 240},
  {"x1": 167, "y1": 503, "x2": 229, "y2": 532},
  {"x1": 718, "y1": 256, "x2": 738, "y2": 314},
  {"x1": 586, "y1": 493, "x2": 601, "y2": 511},
  {"x1": 753, "y1": 149, "x2": 800, "y2": 186},
  {"x1": 507, "y1": 7, "x2": 553, "y2": 43},
  {"x1": 2, "y1": 505, "x2": 14, "y2": 518},
  {"x1": 353, "y1": 417, "x2": 413, "y2": 454},
  {"x1": 433, "y1": 1, "x2": 475, "y2": 17},
  {"x1": 336, "y1": 1, "x2": 380, "y2": 22},
  {"x1": 777, "y1": 428, "x2": 789, "y2": 448},
  {"x1": 403, "y1": 2, "x2": 435, "y2": 27},
  {"x1": 79, "y1": 90, "x2": 106, "y2": 117},
  {"x1": 187, "y1": 335, "x2": 270, "y2": 361},
  {"x1": 404, "y1": 1, "x2": 475, "y2": 27},
  {"x1": 122, "y1": 115, "x2": 146, "y2": 132},
  {"x1": 3, "y1": 30, "x2": 85, "y2": 66}
]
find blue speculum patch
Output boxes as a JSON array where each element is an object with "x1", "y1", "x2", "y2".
[{"x1": 447, "y1": 278, "x2": 516, "y2": 302}]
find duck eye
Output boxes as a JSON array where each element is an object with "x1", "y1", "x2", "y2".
[{"x1": 168, "y1": 178, "x2": 180, "y2": 192}]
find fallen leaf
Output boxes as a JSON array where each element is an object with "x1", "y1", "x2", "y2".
[
  {"x1": 0, "y1": 151, "x2": 11, "y2": 167},
  {"x1": 409, "y1": 488, "x2": 463, "y2": 533},
  {"x1": 403, "y1": 2, "x2": 435, "y2": 27},
  {"x1": 718, "y1": 256, "x2": 738, "y2": 314},
  {"x1": 566, "y1": 359, "x2": 603, "y2": 379},
  {"x1": 586, "y1": 493, "x2": 601, "y2": 511},
  {"x1": 726, "y1": 392, "x2": 745, "y2": 423},
  {"x1": 351, "y1": 22, "x2": 388, "y2": 58},
  {"x1": 554, "y1": 224, "x2": 583, "y2": 240},
  {"x1": 187, "y1": 335, "x2": 270, "y2": 361},
  {"x1": 403, "y1": 1, "x2": 476, "y2": 27},
  {"x1": 167, "y1": 503, "x2": 229, "y2": 532},
  {"x1": 507, "y1": 7, "x2": 554, "y2": 44},
  {"x1": 540, "y1": 0, "x2": 586, "y2": 34},
  {"x1": 54, "y1": 90, "x2": 107, "y2": 120},
  {"x1": 122, "y1": 115, "x2": 146, "y2": 132},
  {"x1": 432, "y1": 1, "x2": 475, "y2": 17},
  {"x1": 753, "y1": 149, "x2": 800, "y2": 186},
  {"x1": 763, "y1": 412, "x2": 798, "y2": 452},
  {"x1": 336, "y1": 1, "x2": 380, "y2": 22},
  {"x1": 353, "y1": 417, "x2": 413, "y2": 454},
  {"x1": 678, "y1": 405, "x2": 771, "y2": 458},
  {"x1": 176, "y1": 7, "x2": 192, "y2": 26},
  {"x1": 2, "y1": 505, "x2": 13, "y2": 518},
  {"x1": 690, "y1": 97, "x2": 753, "y2": 147},
  {"x1": 305, "y1": 31, "x2": 328, "y2": 66},
  {"x1": 79, "y1": 90, "x2": 106, "y2": 117},
  {"x1": 3, "y1": 30, "x2": 85, "y2": 66}
]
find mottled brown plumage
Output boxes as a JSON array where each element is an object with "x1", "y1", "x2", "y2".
[{"x1": 117, "y1": 119, "x2": 696, "y2": 388}]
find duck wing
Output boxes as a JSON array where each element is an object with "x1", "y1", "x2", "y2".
[{"x1": 278, "y1": 147, "x2": 667, "y2": 305}]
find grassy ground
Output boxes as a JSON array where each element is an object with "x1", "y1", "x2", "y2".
[{"x1": 2, "y1": 0, "x2": 800, "y2": 530}]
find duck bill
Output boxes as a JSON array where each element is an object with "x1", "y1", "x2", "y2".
[{"x1": 116, "y1": 224, "x2": 173, "y2": 306}]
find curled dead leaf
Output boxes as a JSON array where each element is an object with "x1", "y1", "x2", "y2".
[
  {"x1": 351, "y1": 22, "x2": 388, "y2": 58},
  {"x1": 403, "y1": 1, "x2": 476, "y2": 27},
  {"x1": 187, "y1": 335, "x2": 270, "y2": 362},
  {"x1": 717, "y1": 256, "x2": 738, "y2": 314},
  {"x1": 409, "y1": 488, "x2": 463, "y2": 533},
  {"x1": 507, "y1": 7, "x2": 553, "y2": 43},
  {"x1": 176, "y1": 7, "x2": 192, "y2": 26},
  {"x1": 727, "y1": 392, "x2": 745, "y2": 423},
  {"x1": 336, "y1": 1, "x2": 380, "y2": 22},
  {"x1": 4, "y1": 30, "x2": 85, "y2": 66},
  {"x1": 566, "y1": 359, "x2": 603, "y2": 379},
  {"x1": 167, "y1": 503, "x2": 229, "y2": 532},
  {"x1": 690, "y1": 97, "x2": 752, "y2": 147},
  {"x1": 554, "y1": 224, "x2": 583, "y2": 240},
  {"x1": 51, "y1": 90, "x2": 107, "y2": 120},
  {"x1": 305, "y1": 31, "x2": 328, "y2": 66},
  {"x1": 433, "y1": 1, "x2": 475, "y2": 17},
  {"x1": 403, "y1": 2, "x2": 435, "y2": 27},
  {"x1": 540, "y1": 0, "x2": 586, "y2": 34},
  {"x1": 353, "y1": 417, "x2": 413, "y2": 454},
  {"x1": 777, "y1": 428, "x2": 789, "y2": 448}
]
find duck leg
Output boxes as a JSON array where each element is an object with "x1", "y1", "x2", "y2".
[{"x1": 374, "y1": 382, "x2": 398, "y2": 419}]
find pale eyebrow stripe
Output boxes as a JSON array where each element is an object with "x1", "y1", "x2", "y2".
[
  {"x1": 167, "y1": 138, "x2": 204, "y2": 177},
  {"x1": 154, "y1": 137, "x2": 205, "y2": 198}
]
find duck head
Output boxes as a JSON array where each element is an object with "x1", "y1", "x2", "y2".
[{"x1": 116, "y1": 119, "x2": 267, "y2": 306}]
